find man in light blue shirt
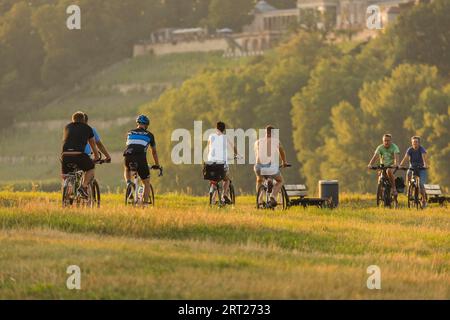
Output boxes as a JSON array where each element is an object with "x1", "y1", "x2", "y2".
[{"x1": 84, "y1": 113, "x2": 112, "y2": 162}]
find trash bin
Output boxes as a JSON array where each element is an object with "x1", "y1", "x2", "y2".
[{"x1": 319, "y1": 180, "x2": 339, "y2": 208}]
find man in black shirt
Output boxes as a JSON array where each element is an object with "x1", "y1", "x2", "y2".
[{"x1": 62, "y1": 112, "x2": 100, "y2": 198}]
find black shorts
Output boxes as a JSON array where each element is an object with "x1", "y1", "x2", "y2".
[
  {"x1": 61, "y1": 154, "x2": 95, "y2": 174},
  {"x1": 124, "y1": 154, "x2": 150, "y2": 180}
]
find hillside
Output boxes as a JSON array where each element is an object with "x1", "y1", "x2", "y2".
[{"x1": 0, "y1": 52, "x2": 245, "y2": 191}]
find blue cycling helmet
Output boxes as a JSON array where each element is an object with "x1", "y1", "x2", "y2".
[{"x1": 136, "y1": 115, "x2": 150, "y2": 125}]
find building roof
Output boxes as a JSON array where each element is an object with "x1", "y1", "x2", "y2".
[{"x1": 254, "y1": 1, "x2": 277, "y2": 13}]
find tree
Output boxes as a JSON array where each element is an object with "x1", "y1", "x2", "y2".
[
  {"x1": 206, "y1": 0, "x2": 253, "y2": 31},
  {"x1": 391, "y1": 0, "x2": 450, "y2": 73}
]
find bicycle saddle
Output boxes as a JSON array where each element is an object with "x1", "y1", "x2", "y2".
[
  {"x1": 129, "y1": 162, "x2": 138, "y2": 171},
  {"x1": 66, "y1": 163, "x2": 79, "y2": 171}
]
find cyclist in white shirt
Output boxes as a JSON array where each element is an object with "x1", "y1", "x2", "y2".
[
  {"x1": 207, "y1": 121, "x2": 238, "y2": 204},
  {"x1": 254, "y1": 125, "x2": 290, "y2": 208}
]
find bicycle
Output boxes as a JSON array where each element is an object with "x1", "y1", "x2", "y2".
[
  {"x1": 400, "y1": 165, "x2": 427, "y2": 210},
  {"x1": 256, "y1": 164, "x2": 291, "y2": 211},
  {"x1": 204, "y1": 161, "x2": 236, "y2": 208},
  {"x1": 62, "y1": 157, "x2": 108, "y2": 208},
  {"x1": 370, "y1": 165, "x2": 398, "y2": 209},
  {"x1": 125, "y1": 163, "x2": 163, "y2": 207}
]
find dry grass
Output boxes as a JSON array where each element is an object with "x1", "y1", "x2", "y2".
[{"x1": 0, "y1": 191, "x2": 448, "y2": 299}]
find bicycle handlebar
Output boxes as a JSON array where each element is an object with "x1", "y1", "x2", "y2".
[
  {"x1": 397, "y1": 166, "x2": 427, "y2": 172},
  {"x1": 369, "y1": 165, "x2": 397, "y2": 170},
  {"x1": 93, "y1": 152, "x2": 111, "y2": 165},
  {"x1": 151, "y1": 165, "x2": 164, "y2": 177}
]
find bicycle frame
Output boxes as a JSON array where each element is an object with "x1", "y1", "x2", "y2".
[
  {"x1": 126, "y1": 165, "x2": 162, "y2": 207},
  {"x1": 370, "y1": 165, "x2": 398, "y2": 208},
  {"x1": 402, "y1": 166, "x2": 426, "y2": 209},
  {"x1": 256, "y1": 165, "x2": 290, "y2": 210}
]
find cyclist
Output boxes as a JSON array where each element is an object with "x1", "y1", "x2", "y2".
[
  {"x1": 368, "y1": 133, "x2": 400, "y2": 196},
  {"x1": 206, "y1": 121, "x2": 238, "y2": 204},
  {"x1": 400, "y1": 136, "x2": 429, "y2": 207},
  {"x1": 254, "y1": 125, "x2": 290, "y2": 208},
  {"x1": 61, "y1": 111, "x2": 100, "y2": 198},
  {"x1": 83, "y1": 113, "x2": 112, "y2": 162},
  {"x1": 123, "y1": 115, "x2": 160, "y2": 206}
]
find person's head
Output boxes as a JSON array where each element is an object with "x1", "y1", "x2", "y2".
[
  {"x1": 136, "y1": 115, "x2": 150, "y2": 129},
  {"x1": 216, "y1": 121, "x2": 226, "y2": 134},
  {"x1": 266, "y1": 125, "x2": 275, "y2": 138},
  {"x1": 382, "y1": 134, "x2": 392, "y2": 148},
  {"x1": 411, "y1": 136, "x2": 421, "y2": 149},
  {"x1": 72, "y1": 111, "x2": 86, "y2": 124}
]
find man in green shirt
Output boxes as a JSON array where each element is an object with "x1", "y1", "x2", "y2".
[{"x1": 368, "y1": 134, "x2": 401, "y2": 195}]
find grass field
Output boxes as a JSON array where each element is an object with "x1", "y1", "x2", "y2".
[{"x1": 0, "y1": 192, "x2": 448, "y2": 299}]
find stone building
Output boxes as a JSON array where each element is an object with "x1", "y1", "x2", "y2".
[{"x1": 133, "y1": 0, "x2": 428, "y2": 57}]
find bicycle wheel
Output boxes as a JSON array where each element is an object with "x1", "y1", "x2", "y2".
[
  {"x1": 383, "y1": 184, "x2": 391, "y2": 208},
  {"x1": 92, "y1": 180, "x2": 101, "y2": 208},
  {"x1": 148, "y1": 184, "x2": 155, "y2": 206},
  {"x1": 256, "y1": 185, "x2": 268, "y2": 209},
  {"x1": 62, "y1": 181, "x2": 74, "y2": 208},
  {"x1": 414, "y1": 185, "x2": 423, "y2": 210},
  {"x1": 125, "y1": 183, "x2": 135, "y2": 206},
  {"x1": 376, "y1": 183, "x2": 383, "y2": 207},
  {"x1": 209, "y1": 183, "x2": 219, "y2": 206},
  {"x1": 407, "y1": 184, "x2": 414, "y2": 209},
  {"x1": 273, "y1": 186, "x2": 288, "y2": 211},
  {"x1": 229, "y1": 183, "x2": 236, "y2": 205}
]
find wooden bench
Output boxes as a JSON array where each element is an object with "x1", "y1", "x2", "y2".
[
  {"x1": 284, "y1": 185, "x2": 332, "y2": 209},
  {"x1": 424, "y1": 185, "x2": 449, "y2": 206}
]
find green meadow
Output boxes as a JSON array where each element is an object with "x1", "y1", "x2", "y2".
[{"x1": 0, "y1": 192, "x2": 448, "y2": 299}]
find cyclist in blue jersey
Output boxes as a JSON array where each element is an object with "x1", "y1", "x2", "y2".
[
  {"x1": 123, "y1": 115, "x2": 161, "y2": 205},
  {"x1": 83, "y1": 113, "x2": 112, "y2": 162}
]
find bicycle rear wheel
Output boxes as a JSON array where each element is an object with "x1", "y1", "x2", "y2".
[
  {"x1": 256, "y1": 185, "x2": 268, "y2": 209},
  {"x1": 125, "y1": 183, "x2": 135, "y2": 206},
  {"x1": 92, "y1": 180, "x2": 101, "y2": 208},
  {"x1": 209, "y1": 183, "x2": 219, "y2": 207},
  {"x1": 229, "y1": 183, "x2": 236, "y2": 205},
  {"x1": 62, "y1": 182, "x2": 74, "y2": 208},
  {"x1": 274, "y1": 187, "x2": 288, "y2": 211},
  {"x1": 148, "y1": 184, "x2": 155, "y2": 206}
]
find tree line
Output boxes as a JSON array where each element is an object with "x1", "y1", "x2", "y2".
[
  {"x1": 144, "y1": 0, "x2": 450, "y2": 194},
  {"x1": 0, "y1": 0, "x2": 295, "y2": 130}
]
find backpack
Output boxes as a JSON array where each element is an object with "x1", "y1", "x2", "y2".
[
  {"x1": 395, "y1": 177, "x2": 406, "y2": 193},
  {"x1": 203, "y1": 163, "x2": 226, "y2": 182}
]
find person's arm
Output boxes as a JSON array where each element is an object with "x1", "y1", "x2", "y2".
[
  {"x1": 279, "y1": 144, "x2": 288, "y2": 166},
  {"x1": 96, "y1": 140, "x2": 111, "y2": 161},
  {"x1": 393, "y1": 144, "x2": 401, "y2": 167},
  {"x1": 422, "y1": 152, "x2": 429, "y2": 168},
  {"x1": 368, "y1": 152, "x2": 379, "y2": 168},
  {"x1": 394, "y1": 152, "x2": 400, "y2": 167},
  {"x1": 89, "y1": 137, "x2": 100, "y2": 161},
  {"x1": 151, "y1": 147, "x2": 160, "y2": 167},
  {"x1": 399, "y1": 153, "x2": 409, "y2": 168},
  {"x1": 227, "y1": 138, "x2": 239, "y2": 157}
]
